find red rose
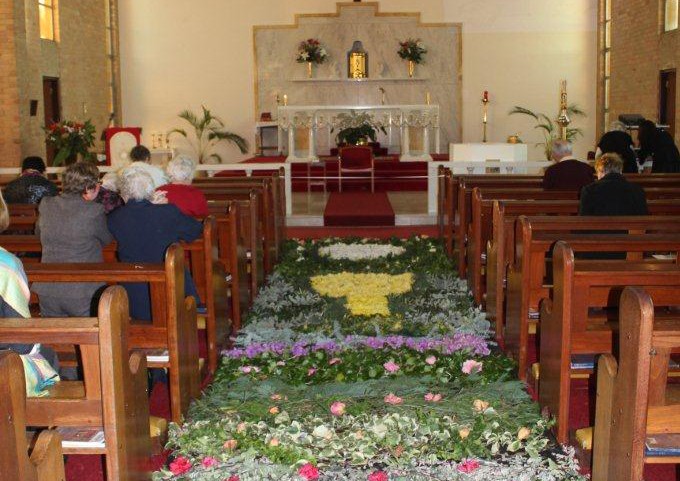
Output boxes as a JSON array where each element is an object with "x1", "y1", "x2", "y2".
[
  {"x1": 298, "y1": 463, "x2": 320, "y2": 480},
  {"x1": 225, "y1": 476, "x2": 240, "y2": 481},
  {"x1": 168, "y1": 456, "x2": 192, "y2": 475},
  {"x1": 368, "y1": 472, "x2": 388, "y2": 481}
]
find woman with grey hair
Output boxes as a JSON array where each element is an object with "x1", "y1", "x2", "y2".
[
  {"x1": 108, "y1": 166, "x2": 203, "y2": 321},
  {"x1": 157, "y1": 155, "x2": 208, "y2": 217},
  {"x1": 33, "y1": 162, "x2": 113, "y2": 317}
]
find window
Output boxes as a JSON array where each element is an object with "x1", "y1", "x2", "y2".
[
  {"x1": 666, "y1": 0, "x2": 679, "y2": 31},
  {"x1": 600, "y1": 0, "x2": 612, "y2": 132},
  {"x1": 39, "y1": 0, "x2": 55, "y2": 41}
]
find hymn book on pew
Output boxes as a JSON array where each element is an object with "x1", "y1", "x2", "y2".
[
  {"x1": 645, "y1": 434, "x2": 680, "y2": 456},
  {"x1": 57, "y1": 427, "x2": 106, "y2": 448}
]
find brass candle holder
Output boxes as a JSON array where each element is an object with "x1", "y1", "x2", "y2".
[{"x1": 556, "y1": 80, "x2": 571, "y2": 140}]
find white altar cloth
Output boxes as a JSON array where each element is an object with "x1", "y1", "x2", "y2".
[{"x1": 278, "y1": 104, "x2": 440, "y2": 162}]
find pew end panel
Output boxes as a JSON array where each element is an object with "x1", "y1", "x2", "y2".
[{"x1": 0, "y1": 350, "x2": 66, "y2": 481}]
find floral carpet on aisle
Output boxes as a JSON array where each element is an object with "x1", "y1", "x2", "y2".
[{"x1": 154, "y1": 237, "x2": 585, "y2": 481}]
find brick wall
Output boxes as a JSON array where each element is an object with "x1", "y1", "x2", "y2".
[
  {"x1": 1, "y1": 0, "x2": 112, "y2": 167},
  {"x1": 0, "y1": 0, "x2": 22, "y2": 165},
  {"x1": 609, "y1": 0, "x2": 680, "y2": 138}
]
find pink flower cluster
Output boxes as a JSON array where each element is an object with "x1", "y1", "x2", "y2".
[{"x1": 299, "y1": 463, "x2": 320, "y2": 480}]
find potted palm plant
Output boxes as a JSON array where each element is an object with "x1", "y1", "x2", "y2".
[
  {"x1": 169, "y1": 106, "x2": 248, "y2": 163},
  {"x1": 509, "y1": 105, "x2": 586, "y2": 160}
]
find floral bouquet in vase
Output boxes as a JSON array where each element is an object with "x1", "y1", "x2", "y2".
[
  {"x1": 45, "y1": 119, "x2": 96, "y2": 165},
  {"x1": 397, "y1": 38, "x2": 427, "y2": 77},
  {"x1": 296, "y1": 38, "x2": 328, "y2": 78}
]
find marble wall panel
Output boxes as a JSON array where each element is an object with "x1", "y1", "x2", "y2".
[{"x1": 254, "y1": 3, "x2": 461, "y2": 155}]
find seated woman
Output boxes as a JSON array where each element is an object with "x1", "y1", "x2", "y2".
[
  {"x1": 0, "y1": 190, "x2": 58, "y2": 370},
  {"x1": 108, "y1": 167, "x2": 203, "y2": 321},
  {"x1": 157, "y1": 156, "x2": 209, "y2": 217},
  {"x1": 32, "y1": 162, "x2": 113, "y2": 317}
]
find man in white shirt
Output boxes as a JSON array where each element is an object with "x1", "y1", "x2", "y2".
[{"x1": 126, "y1": 145, "x2": 168, "y2": 188}]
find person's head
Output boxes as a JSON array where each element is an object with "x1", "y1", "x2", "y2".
[
  {"x1": 101, "y1": 172, "x2": 120, "y2": 192},
  {"x1": 550, "y1": 140, "x2": 573, "y2": 162},
  {"x1": 637, "y1": 119, "x2": 657, "y2": 148},
  {"x1": 62, "y1": 162, "x2": 100, "y2": 201},
  {"x1": 608, "y1": 121, "x2": 627, "y2": 133},
  {"x1": 119, "y1": 166, "x2": 155, "y2": 202},
  {"x1": 0, "y1": 190, "x2": 9, "y2": 233},
  {"x1": 21, "y1": 156, "x2": 46, "y2": 174},
  {"x1": 594, "y1": 152, "x2": 624, "y2": 179},
  {"x1": 166, "y1": 155, "x2": 196, "y2": 185},
  {"x1": 129, "y1": 145, "x2": 151, "y2": 163}
]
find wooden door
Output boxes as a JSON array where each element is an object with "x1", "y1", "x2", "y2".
[
  {"x1": 659, "y1": 69, "x2": 676, "y2": 139},
  {"x1": 43, "y1": 77, "x2": 61, "y2": 164}
]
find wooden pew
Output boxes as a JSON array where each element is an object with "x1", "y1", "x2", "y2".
[
  {"x1": 505, "y1": 218, "x2": 680, "y2": 380},
  {"x1": 0, "y1": 350, "x2": 65, "y2": 481},
  {"x1": 592, "y1": 287, "x2": 680, "y2": 481},
  {"x1": 181, "y1": 217, "x2": 230, "y2": 373},
  {"x1": 22, "y1": 245, "x2": 199, "y2": 423},
  {"x1": 485, "y1": 201, "x2": 680, "y2": 327},
  {"x1": 0, "y1": 217, "x2": 228, "y2": 375},
  {"x1": 208, "y1": 192, "x2": 264, "y2": 298},
  {"x1": 539, "y1": 241, "x2": 680, "y2": 443},
  {"x1": 198, "y1": 180, "x2": 281, "y2": 272},
  {"x1": 208, "y1": 202, "x2": 249, "y2": 333},
  {"x1": 459, "y1": 185, "x2": 680, "y2": 279},
  {"x1": 439, "y1": 169, "x2": 680, "y2": 270},
  {"x1": 0, "y1": 286, "x2": 152, "y2": 480}
]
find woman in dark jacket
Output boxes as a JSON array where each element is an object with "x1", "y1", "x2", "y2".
[
  {"x1": 108, "y1": 166, "x2": 203, "y2": 321},
  {"x1": 596, "y1": 121, "x2": 639, "y2": 173},
  {"x1": 638, "y1": 119, "x2": 680, "y2": 173}
]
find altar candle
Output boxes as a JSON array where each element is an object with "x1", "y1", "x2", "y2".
[
  {"x1": 283, "y1": 94, "x2": 288, "y2": 106},
  {"x1": 483, "y1": 90, "x2": 489, "y2": 102},
  {"x1": 426, "y1": 91, "x2": 431, "y2": 105}
]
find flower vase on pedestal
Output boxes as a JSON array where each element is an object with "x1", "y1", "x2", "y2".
[
  {"x1": 408, "y1": 60, "x2": 415, "y2": 78},
  {"x1": 307, "y1": 62, "x2": 313, "y2": 79}
]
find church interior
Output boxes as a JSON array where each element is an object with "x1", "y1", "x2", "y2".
[{"x1": 2, "y1": 1, "x2": 680, "y2": 480}]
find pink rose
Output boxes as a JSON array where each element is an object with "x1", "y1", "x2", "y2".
[
  {"x1": 201, "y1": 456, "x2": 219, "y2": 468},
  {"x1": 330, "y1": 401, "x2": 346, "y2": 416},
  {"x1": 457, "y1": 459, "x2": 480, "y2": 473},
  {"x1": 329, "y1": 357, "x2": 342, "y2": 365},
  {"x1": 368, "y1": 471, "x2": 388, "y2": 481},
  {"x1": 384, "y1": 393, "x2": 403, "y2": 405},
  {"x1": 239, "y1": 365, "x2": 260, "y2": 374},
  {"x1": 424, "y1": 392, "x2": 442, "y2": 402},
  {"x1": 298, "y1": 463, "x2": 320, "y2": 480},
  {"x1": 383, "y1": 361, "x2": 400, "y2": 373},
  {"x1": 462, "y1": 360, "x2": 483, "y2": 375},
  {"x1": 425, "y1": 355, "x2": 437, "y2": 365},
  {"x1": 307, "y1": 367, "x2": 317, "y2": 376},
  {"x1": 169, "y1": 456, "x2": 192, "y2": 475}
]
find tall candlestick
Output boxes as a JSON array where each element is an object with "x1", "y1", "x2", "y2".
[
  {"x1": 426, "y1": 91, "x2": 431, "y2": 105},
  {"x1": 482, "y1": 91, "x2": 490, "y2": 143},
  {"x1": 556, "y1": 80, "x2": 571, "y2": 140},
  {"x1": 283, "y1": 94, "x2": 288, "y2": 106}
]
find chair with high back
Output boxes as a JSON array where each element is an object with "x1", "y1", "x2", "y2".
[{"x1": 339, "y1": 146, "x2": 374, "y2": 193}]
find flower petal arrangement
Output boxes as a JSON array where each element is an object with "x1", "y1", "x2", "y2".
[{"x1": 154, "y1": 237, "x2": 586, "y2": 481}]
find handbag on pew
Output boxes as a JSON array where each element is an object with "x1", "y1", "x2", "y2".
[{"x1": 20, "y1": 344, "x2": 60, "y2": 397}]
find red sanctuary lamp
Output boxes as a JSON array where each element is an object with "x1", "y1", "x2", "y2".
[{"x1": 482, "y1": 90, "x2": 490, "y2": 143}]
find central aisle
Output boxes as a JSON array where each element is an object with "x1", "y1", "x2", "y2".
[{"x1": 155, "y1": 237, "x2": 586, "y2": 481}]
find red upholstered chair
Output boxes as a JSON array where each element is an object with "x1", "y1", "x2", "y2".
[{"x1": 339, "y1": 146, "x2": 374, "y2": 192}]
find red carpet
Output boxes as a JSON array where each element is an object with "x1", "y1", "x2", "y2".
[
  {"x1": 287, "y1": 225, "x2": 438, "y2": 239},
  {"x1": 323, "y1": 192, "x2": 395, "y2": 227}
]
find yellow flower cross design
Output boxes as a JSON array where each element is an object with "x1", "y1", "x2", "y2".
[{"x1": 311, "y1": 272, "x2": 413, "y2": 316}]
